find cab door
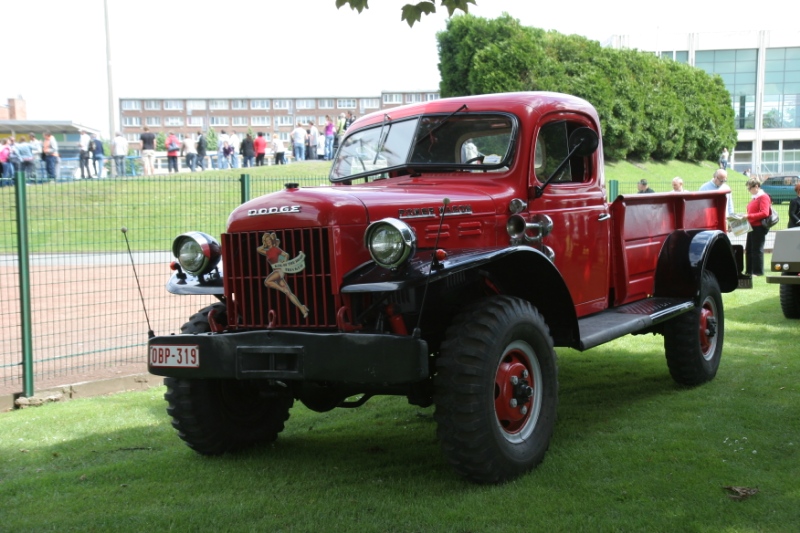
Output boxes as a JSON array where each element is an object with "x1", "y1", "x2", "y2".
[{"x1": 529, "y1": 115, "x2": 610, "y2": 317}]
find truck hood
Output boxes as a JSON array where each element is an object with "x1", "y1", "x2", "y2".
[{"x1": 226, "y1": 178, "x2": 503, "y2": 233}]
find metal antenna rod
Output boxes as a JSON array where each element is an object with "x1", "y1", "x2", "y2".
[
  {"x1": 414, "y1": 197, "x2": 450, "y2": 336},
  {"x1": 121, "y1": 227, "x2": 154, "y2": 338}
]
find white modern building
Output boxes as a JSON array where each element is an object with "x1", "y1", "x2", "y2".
[{"x1": 609, "y1": 30, "x2": 800, "y2": 175}]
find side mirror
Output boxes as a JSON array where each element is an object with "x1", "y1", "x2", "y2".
[{"x1": 568, "y1": 127, "x2": 599, "y2": 157}]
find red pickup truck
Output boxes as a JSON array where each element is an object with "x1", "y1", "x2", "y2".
[{"x1": 148, "y1": 92, "x2": 746, "y2": 484}]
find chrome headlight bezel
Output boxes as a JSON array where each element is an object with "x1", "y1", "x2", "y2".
[
  {"x1": 364, "y1": 218, "x2": 416, "y2": 269},
  {"x1": 172, "y1": 231, "x2": 221, "y2": 276}
]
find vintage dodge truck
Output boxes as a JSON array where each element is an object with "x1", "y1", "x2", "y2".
[{"x1": 148, "y1": 92, "x2": 746, "y2": 484}]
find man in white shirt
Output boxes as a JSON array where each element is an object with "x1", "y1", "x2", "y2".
[
  {"x1": 217, "y1": 130, "x2": 230, "y2": 169},
  {"x1": 228, "y1": 131, "x2": 241, "y2": 168},
  {"x1": 291, "y1": 123, "x2": 307, "y2": 161},
  {"x1": 78, "y1": 130, "x2": 93, "y2": 179},
  {"x1": 308, "y1": 121, "x2": 320, "y2": 161},
  {"x1": 112, "y1": 132, "x2": 128, "y2": 177}
]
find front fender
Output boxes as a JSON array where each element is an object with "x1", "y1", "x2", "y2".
[{"x1": 654, "y1": 230, "x2": 740, "y2": 301}]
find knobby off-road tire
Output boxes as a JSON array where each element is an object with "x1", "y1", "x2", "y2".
[
  {"x1": 779, "y1": 280, "x2": 800, "y2": 319},
  {"x1": 663, "y1": 271, "x2": 724, "y2": 385},
  {"x1": 164, "y1": 303, "x2": 293, "y2": 455},
  {"x1": 434, "y1": 295, "x2": 558, "y2": 484}
]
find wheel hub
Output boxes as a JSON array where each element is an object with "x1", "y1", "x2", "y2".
[{"x1": 495, "y1": 355, "x2": 534, "y2": 433}]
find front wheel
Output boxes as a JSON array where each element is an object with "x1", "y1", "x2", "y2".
[
  {"x1": 434, "y1": 296, "x2": 558, "y2": 484},
  {"x1": 163, "y1": 304, "x2": 293, "y2": 455},
  {"x1": 663, "y1": 271, "x2": 724, "y2": 385},
  {"x1": 779, "y1": 281, "x2": 800, "y2": 319}
]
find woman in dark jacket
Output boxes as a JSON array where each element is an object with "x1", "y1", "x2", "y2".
[
  {"x1": 240, "y1": 134, "x2": 256, "y2": 168},
  {"x1": 789, "y1": 182, "x2": 800, "y2": 228}
]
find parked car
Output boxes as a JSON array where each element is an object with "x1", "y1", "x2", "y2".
[{"x1": 761, "y1": 175, "x2": 800, "y2": 204}]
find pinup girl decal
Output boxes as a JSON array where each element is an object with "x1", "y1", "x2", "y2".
[{"x1": 257, "y1": 232, "x2": 309, "y2": 318}]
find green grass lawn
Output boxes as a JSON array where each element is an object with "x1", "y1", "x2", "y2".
[{"x1": 1, "y1": 274, "x2": 798, "y2": 532}]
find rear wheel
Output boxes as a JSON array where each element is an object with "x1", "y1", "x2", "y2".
[
  {"x1": 779, "y1": 281, "x2": 800, "y2": 319},
  {"x1": 663, "y1": 271, "x2": 724, "y2": 385},
  {"x1": 434, "y1": 295, "x2": 558, "y2": 484},
  {"x1": 163, "y1": 304, "x2": 293, "y2": 455}
]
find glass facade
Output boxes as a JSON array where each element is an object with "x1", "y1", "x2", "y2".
[
  {"x1": 695, "y1": 49, "x2": 757, "y2": 129},
  {"x1": 763, "y1": 47, "x2": 800, "y2": 129}
]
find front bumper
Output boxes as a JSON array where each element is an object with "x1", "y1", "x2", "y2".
[{"x1": 148, "y1": 330, "x2": 429, "y2": 385}]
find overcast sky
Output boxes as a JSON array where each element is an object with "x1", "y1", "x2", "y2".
[{"x1": 2, "y1": 0, "x2": 792, "y2": 136}]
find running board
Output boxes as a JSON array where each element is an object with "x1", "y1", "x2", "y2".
[{"x1": 576, "y1": 298, "x2": 695, "y2": 351}]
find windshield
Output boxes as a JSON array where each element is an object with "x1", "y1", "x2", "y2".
[{"x1": 330, "y1": 113, "x2": 516, "y2": 182}]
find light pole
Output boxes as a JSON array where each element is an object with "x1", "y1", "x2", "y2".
[{"x1": 104, "y1": 0, "x2": 117, "y2": 142}]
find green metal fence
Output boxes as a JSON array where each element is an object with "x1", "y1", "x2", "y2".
[{"x1": 0, "y1": 170, "x2": 326, "y2": 397}]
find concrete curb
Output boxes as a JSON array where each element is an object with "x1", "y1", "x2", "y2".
[{"x1": 1, "y1": 374, "x2": 163, "y2": 412}]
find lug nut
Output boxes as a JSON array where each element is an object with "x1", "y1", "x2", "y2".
[
  {"x1": 510, "y1": 399, "x2": 518, "y2": 408},
  {"x1": 510, "y1": 376, "x2": 519, "y2": 385},
  {"x1": 522, "y1": 370, "x2": 529, "y2": 379},
  {"x1": 520, "y1": 406, "x2": 528, "y2": 415}
]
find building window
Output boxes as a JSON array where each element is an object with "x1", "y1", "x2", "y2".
[
  {"x1": 232, "y1": 116, "x2": 248, "y2": 126},
  {"x1": 251, "y1": 116, "x2": 271, "y2": 126},
  {"x1": 251, "y1": 99, "x2": 270, "y2": 109},
  {"x1": 278, "y1": 132, "x2": 290, "y2": 142},
  {"x1": 274, "y1": 99, "x2": 291, "y2": 110},
  {"x1": 187, "y1": 100, "x2": 206, "y2": 111},
  {"x1": 144, "y1": 100, "x2": 161, "y2": 110},
  {"x1": 383, "y1": 93, "x2": 402, "y2": 104},
  {"x1": 163, "y1": 100, "x2": 184, "y2": 110},
  {"x1": 405, "y1": 94, "x2": 424, "y2": 104},
  {"x1": 145, "y1": 117, "x2": 160, "y2": 127},
  {"x1": 232, "y1": 99, "x2": 247, "y2": 109},
  {"x1": 165, "y1": 117, "x2": 184, "y2": 126},
  {"x1": 209, "y1": 100, "x2": 229, "y2": 110},
  {"x1": 275, "y1": 115, "x2": 294, "y2": 126},
  {"x1": 318, "y1": 99, "x2": 334, "y2": 109},
  {"x1": 295, "y1": 116, "x2": 314, "y2": 125},
  {"x1": 426, "y1": 93, "x2": 440, "y2": 101},
  {"x1": 695, "y1": 49, "x2": 757, "y2": 130},
  {"x1": 125, "y1": 133, "x2": 140, "y2": 142},
  {"x1": 123, "y1": 116, "x2": 141, "y2": 126},
  {"x1": 337, "y1": 99, "x2": 356, "y2": 109},
  {"x1": 762, "y1": 47, "x2": 800, "y2": 129},
  {"x1": 188, "y1": 116, "x2": 204, "y2": 127},
  {"x1": 318, "y1": 115, "x2": 328, "y2": 126},
  {"x1": 361, "y1": 98, "x2": 380, "y2": 109},
  {"x1": 784, "y1": 140, "x2": 800, "y2": 173},
  {"x1": 210, "y1": 116, "x2": 228, "y2": 126},
  {"x1": 296, "y1": 99, "x2": 316, "y2": 109},
  {"x1": 121, "y1": 100, "x2": 141, "y2": 110}
]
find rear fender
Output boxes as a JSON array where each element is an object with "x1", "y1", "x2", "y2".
[{"x1": 654, "y1": 230, "x2": 739, "y2": 302}]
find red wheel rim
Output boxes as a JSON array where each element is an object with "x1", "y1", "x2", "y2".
[
  {"x1": 494, "y1": 350, "x2": 533, "y2": 434},
  {"x1": 698, "y1": 297, "x2": 717, "y2": 358}
]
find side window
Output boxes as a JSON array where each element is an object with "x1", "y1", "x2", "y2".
[{"x1": 534, "y1": 120, "x2": 588, "y2": 183}]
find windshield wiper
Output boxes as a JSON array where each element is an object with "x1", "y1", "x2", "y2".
[{"x1": 414, "y1": 104, "x2": 468, "y2": 146}]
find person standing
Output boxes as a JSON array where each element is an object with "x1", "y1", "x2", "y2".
[
  {"x1": 744, "y1": 177, "x2": 772, "y2": 276},
  {"x1": 79, "y1": 130, "x2": 93, "y2": 179},
  {"x1": 217, "y1": 130, "x2": 229, "y2": 169},
  {"x1": 636, "y1": 179, "x2": 655, "y2": 193},
  {"x1": 228, "y1": 130, "x2": 241, "y2": 169},
  {"x1": 15, "y1": 136, "x2": 35, "y2": 183},
  {"x1": 140, "y1": 127, "x2": 156, "y2": 176},
  {"x1": 671, "y1": 177, "x2": 684, "y2": 192},
  {"x1": 42, "y1": 131, "x2": 59, "y2": 181},
  {"x1": 254, "y1": 132, "x2": 267, "y2": 166},
  {"x1": 324, "y1": 115, "x2": 335, "y2": 160},
  {"x1": 272, "y1": 134, "x2": 286, "y2": 165},
  {"x1": 788, "y1": 183, "x2": 800, "y2": 229},
  {"x1": 196, "y1": 131, "x2": 208, "y2": 171},
  {"x1": 181, "y1": 134, "x2": 197, "y2": 172},
  {"x1": 165, "y1": 131, "x2": 180, "y2": 173},
  {"x1": 240, "y1": 133, "x2": 255, "y2": 168},
  {"x1": 291, "y1": 122, "x2": 307, "y2": 161},
  {"x1": 91, "y1": 133, "x2": 105, "y2": 178},
  {"x1": 344, "y1": 111, "x2": 356, "y2": 130},
  {"x1": 112, "y1": 132, "x2": 128, "y2": 177},
  {"x1": 308, "y1": 121, "x2": 320, "y2": 161},
  {"x1": 0, "y1": 139, "x2": 12, "y2": 185},
  {"x1": 28, "y1": 134, "x2": 43, "y2": 182},
  {"x1": 719, "y1": 147, "x2": 729, "y2": 170},
  {"x1": 700, "y1": 169, "x2": 734, "y2": 216}
]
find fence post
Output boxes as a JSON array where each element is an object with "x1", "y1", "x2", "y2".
[
  {"x1": 608, "y1": 179, "x2": 619, "y2": 202},
  {"x1": 14, "y1": 170, "x2": 35, "y2": 397},
  {"x1": 240, "y1": 174, "x2": 251, "y2": 204}
]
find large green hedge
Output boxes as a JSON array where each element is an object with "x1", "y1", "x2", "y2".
[{"x1": 436, "y1": 14, "x2": 737, "y2": 161}]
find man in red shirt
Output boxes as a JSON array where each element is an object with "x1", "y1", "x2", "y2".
[{"x1": 254, "y1": 132, "x2": 268, "y2": 166}]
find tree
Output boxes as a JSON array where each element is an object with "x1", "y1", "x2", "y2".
[
  {"x1": 206, "y1": 127, "x2": 218, "y2": 152},
  {"x1": 155, "y1": 131, "x2": 166, "y2": 152},
  {"x1": 437, "y1": 14, "x2": 737, "y2": 162},
  {"x1": 336, "y1": 0, "x2": 476, "y2": 26}
]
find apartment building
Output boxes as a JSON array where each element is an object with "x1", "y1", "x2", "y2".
[
  {"x1": 608, "y1": 29, "x2": 800, "y2": 175},
  {"x1": 119, "y1": 90, "x2": 440, "y2": 149}
]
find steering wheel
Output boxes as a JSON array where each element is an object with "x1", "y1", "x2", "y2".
[{"x1": 465, "y1": 155, "x2": 485, "y2": 165}]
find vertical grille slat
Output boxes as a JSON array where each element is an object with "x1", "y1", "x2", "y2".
[{"x1": 223, "y1": 229, "x2": 335, "y2": 330}]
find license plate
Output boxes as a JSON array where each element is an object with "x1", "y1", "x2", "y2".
[{"x1": 150, "y1": 344, "x2": 200, "y2": 368}]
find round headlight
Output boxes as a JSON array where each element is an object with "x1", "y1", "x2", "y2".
[
  {"x1": 365, "y1": 218, "x2": 416, "y2": 269},
  {"x1": 172, "y1": 232, "x2": 221, "y2": 276}
]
